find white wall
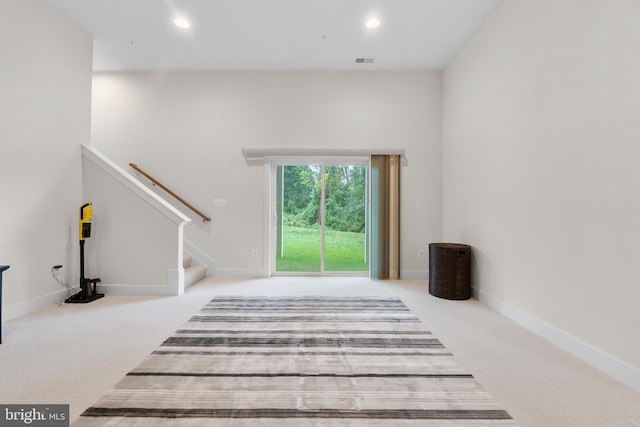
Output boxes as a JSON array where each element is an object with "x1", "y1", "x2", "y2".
[
  {"x1": 0, "y1": 0, "x2": 92, "y2": 318},
  {"x1": 443, "y1": 0, "x2": 640, "y2": 388},
  {"x1": 91, "y1": 72, "x2": 442, "y2": 277}
]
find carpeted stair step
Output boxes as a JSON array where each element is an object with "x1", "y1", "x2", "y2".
[
  {"x1": 183, "y1": 255, "x2": 206, "y2": 288},
  {"x1": 183, "y1": 255, "x2": 193, "y2": 269},
  {"x1": 185, "y1": 265, "x2": 206, "y2": 288}
]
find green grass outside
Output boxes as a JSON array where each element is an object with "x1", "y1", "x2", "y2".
[{"x1": 276, "y1": 226, "x2": 368, "y2": 272}]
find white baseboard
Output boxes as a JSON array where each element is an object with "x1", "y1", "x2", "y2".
[
  {"x1": 212, "y1": 269, "x2": 428, "y2": 279},
  {"x1": 2, "y1": 281, "x2": 183, "y2": 321},
  {"x1": 96, "y1": 269, "x2": 184, "y2": 297},
  {"x1": 96, "y1": 283, "x2": 179, "y2": 296},
  {"x1": 2, "y1": 284, "x2": 177, "y2": 321},
  {"x1": 214, "y1": 268, "x2": 268, "y2": 278},
  {"x1": 168, "y1": 268, "x2": 184, "y2": 295},
  {"x1": 473, "y1": 286, "x2": 640, "y2": 394},
  {"x1": 401, "y1": 269, "x2": 428, "y2": 279},
  {"x1": 3, "y1": 288, "x2": 71, "y2": 321}
]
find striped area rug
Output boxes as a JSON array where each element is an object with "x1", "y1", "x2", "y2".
[{"x1": 74, "y1": 296, "x2": 517, "y2": 426}]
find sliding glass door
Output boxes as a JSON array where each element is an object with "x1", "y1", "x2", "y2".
[{"x1": 273, "y1": 160, "x2": 368, "y2": 275}]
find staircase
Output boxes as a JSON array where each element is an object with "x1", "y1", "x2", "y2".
[{"x1": 184, "y1": 255, "x2": 207, "y2": 288}]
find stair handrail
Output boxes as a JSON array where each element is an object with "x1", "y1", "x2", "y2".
[{"x1": 129, "y1": 163, "x2": 211, "y2": 222}]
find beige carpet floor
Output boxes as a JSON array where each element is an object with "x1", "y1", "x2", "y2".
[{"x1": 1, "y1": 277, "x2": 639, "y2": 426}]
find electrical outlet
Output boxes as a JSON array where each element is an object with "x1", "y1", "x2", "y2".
[
  {"x1": 252, "y1": 249, "x2": 258, "y2": 257},
  {"x1": 418, "y1": 250, "x2": 425, "y2": 258}
]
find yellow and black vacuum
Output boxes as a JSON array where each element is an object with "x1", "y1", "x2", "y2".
[{"x1": 65, "y1": 203, "x2": 104, "y2": 303}]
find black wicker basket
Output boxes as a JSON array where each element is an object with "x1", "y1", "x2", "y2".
[{"x1": 428, "y1": 243, "x2": 471, "y2": 300}]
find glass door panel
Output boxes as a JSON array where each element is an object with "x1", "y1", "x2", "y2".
[
  {"x1": 276, "y1": 165, "x2": 322, "y2": 272},
  {"x1": 323, "y1": 166, "x2": 368, "y2": 272}
]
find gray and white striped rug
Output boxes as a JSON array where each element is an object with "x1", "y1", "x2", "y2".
[{"x1": 74, "y1": 296, "x2": 517, "y2": 426}]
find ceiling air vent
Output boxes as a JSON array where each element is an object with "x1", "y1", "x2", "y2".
[{"x1": 355, "y1": 57, "x2": 375, "y2": 64}]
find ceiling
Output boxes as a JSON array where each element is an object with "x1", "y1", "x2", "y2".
[{"x1": 48, "y1": 0, "x2": 502, "y2": 72}]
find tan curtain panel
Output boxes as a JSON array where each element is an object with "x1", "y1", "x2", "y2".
[{"x1": 370, "y1": 155, "x2": 400, "y2": 279}]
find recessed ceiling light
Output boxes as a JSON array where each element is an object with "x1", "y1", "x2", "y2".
[
  {"x1": 365, "y1": 17, "x2": 380, "y2": 29},
  {"x1": 174, "y1": 17, "x2": 190, "y2": 29}
]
